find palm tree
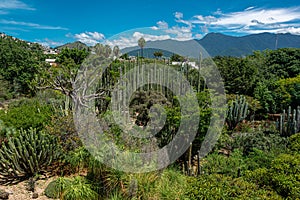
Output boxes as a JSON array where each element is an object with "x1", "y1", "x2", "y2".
[
  {"x1": 113, "y1": 45, "x2": 120, "y2": 57},
  {"x1": 138, "y1": 37, "x2": 146, "y2": 58},
  {"x1": 153, "y1": 51, "x2": 163, "y2": 59}
]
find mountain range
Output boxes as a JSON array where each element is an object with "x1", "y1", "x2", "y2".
[
  {"x1": 122, "y1": 32, "x2": 300, "y2": 58},
  {"x1": 53, "y1": 32, "x2": 300, "y2": 58}
]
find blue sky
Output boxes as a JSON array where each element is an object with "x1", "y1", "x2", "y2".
[{"x1": 0, "y1": 0, "x2": 300, "y2": 48}]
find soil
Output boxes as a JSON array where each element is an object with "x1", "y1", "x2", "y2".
[{"x1": 0, "y1": 176, "x2": 57, "y2": 200}]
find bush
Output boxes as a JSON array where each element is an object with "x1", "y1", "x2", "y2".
[
  {"x1": 45, "y1": 114, "x2": 81, "y2": 151},
  {"x1": 0, "y1": 98, "x2": 54, "y2": 130},
  {"x1": 45, "y1": 176, "x2": 97, "y2": 200},
  {"x1": 44, "y1": 177, "x2": 72, "y2": 199},
  {"x1": 62, "y1": 176, "x2": 98, "y2": 200},
  {"x1": 64, "y1": 147, "x2": 90, "y2": 173},
  {"x1": 245, "y1": 153, "x2": 300, "y2": 199},
  {"x1": 201, "y1": 150, "x2": 247, "y2": 177},
  {"x1": 232, "y1": 131, "x2": 288, "y2": 155},
  {"x1": 288, "y1": 133, "x2": 300, "y2": 153},
  {"x1": 185, "y1": 174, "x2": 282, "y2": 200}
]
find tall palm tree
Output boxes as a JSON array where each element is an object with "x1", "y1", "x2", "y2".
[{"x1": 138, "y1": 37, "x2": 146, "y2": 58}]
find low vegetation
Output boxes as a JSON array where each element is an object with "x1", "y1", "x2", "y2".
[{"x1": 0, "y1": 34, "x2": 299, "y2": 199}]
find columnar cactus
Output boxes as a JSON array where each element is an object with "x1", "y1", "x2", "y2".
[
  {"x1": 226, "y1": 95, "x2": 249, "y2": 131},
  {"x1": 278, "y1": 106, "x2": 300, "y2": 136},
  {"x1": 0, "y1": 128, "x2": 60, "y2": 181}
]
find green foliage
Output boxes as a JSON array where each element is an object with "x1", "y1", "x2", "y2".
[
  {"x1": 226, "y1": 95, "x2": 249, "y2": 131},
  {"x1": 275, "y1": 75, "x2": 300, "y2": 109},
  {"x1": 0, "y1": 75, "x2": 13, "y2": 100},
  {"x1": 202, "y1": 150, "x2": 246, "y2": 177},
  {"x1": 170, "y1": 53, "x2": 184, "y2": 62},
  {"x1": 0, "y1": 98, "x2": 54, "y2": 131},
  {"x1": 185, "y1": 174, "x2": 282, "y2": 200},
  {"x1": 62, "y1": 176, "x2": 98, "y2": 200},
  {"x1": 0, "y1": 35, "x2": 45, "y2": 96},
  {"x1": 153, "y1": 51, "x2": 163, "y2": 58},
  {"x1": 45, "y1": 176, "x2": 97, "y2": 200},
  {"x1": 214, "y1": 56, "x2": 259, "y2": 95},
  {"x1": 288, "y1": 133, "x2": 300, "y2": 153},
  {"x1": 232, "y1": 131, "x2": 288, "y2": 155},
  {"x1": 0, "y1": 128, "x2": 61, "y2": 181},
  {"x1": 64, "y1": 147, "x2": 90, "y2": 173},
  {"x1": 44, "y1": 177, "x2": 72, "y2": 199},
  {"x1": 46, "y1": 114, "x2": 81, "y2": 151},
  {"x1": 57, "y1": 48, "x2": 89, "y2": 65},
  {"x1": 246, "y1": 153, "x2": 300, "y2": 199},
  {"x1": 277, "y1": 106, "x2": 300, "y2": 136}
]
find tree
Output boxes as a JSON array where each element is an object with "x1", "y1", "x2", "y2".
[
  {"x1": 0, "y1": 35, "x2": 45, "y2": 96},
  {"x1": 170, "y1": 54, "x2": 184, "y2": 62},
  {"x1": 138, "y1": 37, "x2": 146, "y2": 57},
  {"x1": 113, "y1": 46, "x2": 120, "y2": 57},
  {"x1": 36, "y1": 48, "x2": 89, "y2": 100},
  {"x1": 153, "y1": 51, "x2": 163, "y2": 59}
]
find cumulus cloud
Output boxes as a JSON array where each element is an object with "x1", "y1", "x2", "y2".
[
  {"x1": 66, "y1": 31, "x2": 105, "y2": 46},
  {"x1": 105, "y1": 31, "x2": 171, "y2": 49},
  {"x1": 174, "y1": 12, "x2": 183, "y2": 19},
  {"x1": 151, "y1": 21, "x2": 169, "y2": 30}
]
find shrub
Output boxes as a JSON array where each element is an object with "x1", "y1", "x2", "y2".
[
  {"x1": 62, "y1": 176, "x2": 98, "y2": 200},
  {"x1": 0, "y1": 98, "x2": 54, "y2": 130},
  {"x1": 232, "y1": 131, "x2": 288, "y2": 155},
  {"x1": 44, "y1": 177, "x2": 72, "y2": 199},
  {"x1": 185, "y1": 174, "x2": 282, "y2": 200},
  {"x1": 201, "y1": 150, "x2": 247, "y2": 177},
  {"x1": 64, "y1": 147, "x2": 90, "y2": 173},
  {"x1": 288, "y1": 133, "x2": 300, "y2": 153},
  {"x1": 45, "y1": 176, "x2": 97, "y2": 200},
  {"x1": 245, "y1": 154, "x2": 300, "y2": 199}
]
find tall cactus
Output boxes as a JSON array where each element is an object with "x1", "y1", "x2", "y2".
[
  {"x1": 0, "y1": 128, "x2": 60, "y2": 181},
  {"x1": 277, "y1": 106, "x2": 300, "y2": 136},
  {"x1": 226, "y1": 95, "x2": 249, "y2": 132}
]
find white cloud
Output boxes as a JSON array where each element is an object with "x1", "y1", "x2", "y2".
[
  {"x1": 165, "y1": 26, "x2": 193, "y2": 41},
  {"x1": 0, "y1": 0, "x2": 34, "y2": 11},
  {"x1": 174, "y1": 12, "x2": 183, "y2": 19},
  {"x1": 245, "y1": 6, "x2": 255, "y2": 11},
  {"x1": 165, "y1": 7, "x2": 300, "y2": 37},
  {"x1": 151, "y1": 21, "x2": 168, "y2": 30},
  {"x1": 36, "y1": 38, "x2": 64, "y2": 47},
  {"x1": 0, "y1": 19, "x2": 68, "y2": 30},
  {"x1": 68, "y1": 31, "x2": 105, "y2": 46},
  {"x1": 105, "y1": 31, "x2": 171, "y2": 49}
]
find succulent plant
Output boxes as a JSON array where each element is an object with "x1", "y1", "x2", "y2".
[{"x1": 0, "y1": 128, "x2": 60, "y2": 181}]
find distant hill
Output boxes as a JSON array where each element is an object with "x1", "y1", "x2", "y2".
[
  {"x1": 198, "y1": 32, "x2": 300, "y2": 57},
  {"x1": 122, "y1": 32, "x2": 300, "y2": 58},
  {"x1": 55, "y1": 41, "x2": 90, "y2": 51},
  {"x1": 123, "y1": 48, "x2": 174, "y2": 58}
]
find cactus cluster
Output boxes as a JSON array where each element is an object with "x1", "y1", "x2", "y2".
[
  {"x1": 277, "y1": 106, "x2": 300, "y2": 136},
  {"x1": 226, "y1": 95, "x2": 249, "y2": 131},
  {"x1": 0, "y1": 128, "x2": 60, "y2": 181}
]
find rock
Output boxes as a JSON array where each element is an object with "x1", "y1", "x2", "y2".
[
  {"x1": 0, "y1": 189, "x2": 9, "y2": 199},
  {"x1": 32, "y1": 193, "x2": 39, "y2": 199}
]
